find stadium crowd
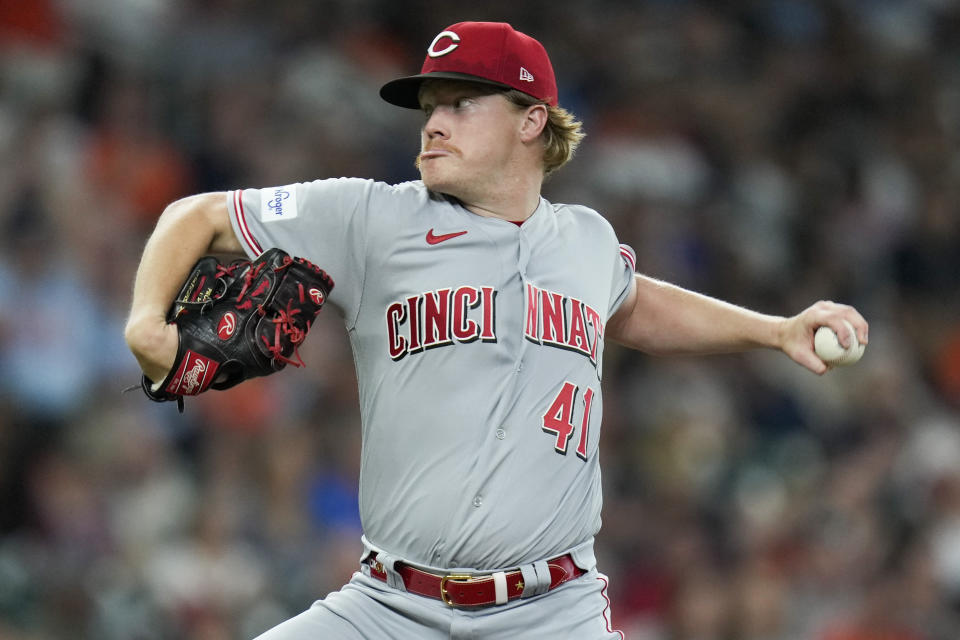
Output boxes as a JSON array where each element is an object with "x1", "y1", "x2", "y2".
[{"x1": 1, "y1": 0, "x2": 960, "y2": 638}]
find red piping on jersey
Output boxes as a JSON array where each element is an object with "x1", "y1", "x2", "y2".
[
  {"x1": 619, "y1": 245, "x2": 636, "y2": 272},
  {"x1": 597, "y1": 575, "x2": 625, "y2": 639},
  {"x1": 233, "y1": 190, "x2": 263, "y2": 256}
]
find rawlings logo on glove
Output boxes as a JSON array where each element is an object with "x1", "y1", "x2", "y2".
[{"x1": 140, "y1": 247, "x2": 334, "y2": 411}]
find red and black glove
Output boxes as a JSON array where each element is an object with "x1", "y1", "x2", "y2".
[{"x1": 141, "y1": 247, "x2": 334, "y2": 411}]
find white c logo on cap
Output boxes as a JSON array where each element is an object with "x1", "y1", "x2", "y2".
[{"x1": 427, "y1": 30, "x2": 460, "y2": 58}]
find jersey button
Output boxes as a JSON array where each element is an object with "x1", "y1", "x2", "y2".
[
  {"x1": 473, "y1": 495, "x2": 483, "y2": 508},
  {"x1": 496, "y1": 429, "x2": 506, "y2": 440}
]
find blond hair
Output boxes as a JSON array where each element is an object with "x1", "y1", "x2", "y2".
[{"x1": 503, "y1": 89, "x2": 585, "y2": 176}]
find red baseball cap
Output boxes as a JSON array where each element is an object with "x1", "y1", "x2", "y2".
[{"x1": 380, "y1": 22, "x2": 558, "y2": 109}]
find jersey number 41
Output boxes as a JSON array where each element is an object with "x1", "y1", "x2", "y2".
[{"x1": 542, "y1": 381, "x2": 595, "y2": 461}]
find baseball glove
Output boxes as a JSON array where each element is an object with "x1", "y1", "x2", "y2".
[{"x1": 141, "y1": 247, "x2": 334, "y2": 411}]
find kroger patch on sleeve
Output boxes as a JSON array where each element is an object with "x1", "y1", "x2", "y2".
[{"x1": 260, "y1": 185, "x2": 299, "y2": 222}]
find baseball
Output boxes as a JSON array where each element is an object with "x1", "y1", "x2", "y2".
[{"x1": 814, "y1": 320, "x2": 865, "y2": 366}]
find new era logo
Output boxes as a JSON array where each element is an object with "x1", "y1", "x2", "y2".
[{"x1": 519, "y1": 67, "x2": 535, "y2": 82}]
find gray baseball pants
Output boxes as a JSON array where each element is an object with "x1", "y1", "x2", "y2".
[{"x1": 253, "y1": 568, "x2": 624, "y2": 639}]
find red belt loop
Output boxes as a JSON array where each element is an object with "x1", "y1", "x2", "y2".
[{"x1": 364, "y1": 553, "x2": 584, "y2": 608}]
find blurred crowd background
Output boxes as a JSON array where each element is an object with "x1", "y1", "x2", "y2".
[{"x1": 1, "y1": 0, "x2": 959, "y2": 638}]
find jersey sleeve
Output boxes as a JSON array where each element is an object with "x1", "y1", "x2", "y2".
[
  {"x1": 226, "y1": 178, "x2": 388, "y2": 328},
  {"x1": 608, "y1": 242, "x2": 636, "y2": 317}
]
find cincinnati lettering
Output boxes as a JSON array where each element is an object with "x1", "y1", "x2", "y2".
[
  {"x1": 524, "y1": 283, "x2": 605, "y2": 376},
  {"x1": 386, "y1": 286, "x2": 497, "y2": 360}
]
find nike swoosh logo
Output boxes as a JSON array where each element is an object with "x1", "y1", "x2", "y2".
[{"x1": 426, "y1": 229, "x2": 468, "y2": 245}]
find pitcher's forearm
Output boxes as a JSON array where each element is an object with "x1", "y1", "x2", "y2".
[
  {"x1": 125, "y1": 192, "x2": 240, "y2": 380},
  {"x1": 608, "y1": 275, "x2": 785, "y2": 355},
  {"x1": 607, "y1": 274, "x2": 868, "y2": 374}
]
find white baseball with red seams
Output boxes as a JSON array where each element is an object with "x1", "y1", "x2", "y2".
[{"x1": 814, "y1": 319, "x2": 865, "y2": 366}]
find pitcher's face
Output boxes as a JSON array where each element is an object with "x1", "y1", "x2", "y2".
[{"x1": 417, "y1": 82, "x2": 526, "y2": 201}]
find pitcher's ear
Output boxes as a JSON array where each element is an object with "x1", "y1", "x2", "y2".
[{"x1": 519, "y1": 104, "x2": 548, "y2": 142}]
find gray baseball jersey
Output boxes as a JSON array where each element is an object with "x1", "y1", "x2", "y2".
[{"x1": 227, "y1": 179, "x2": 635, "y2": 572}]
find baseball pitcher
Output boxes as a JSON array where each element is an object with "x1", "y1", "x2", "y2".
[{"x1": 125, "y1": 21, "x2": 869, "y2": 639}]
